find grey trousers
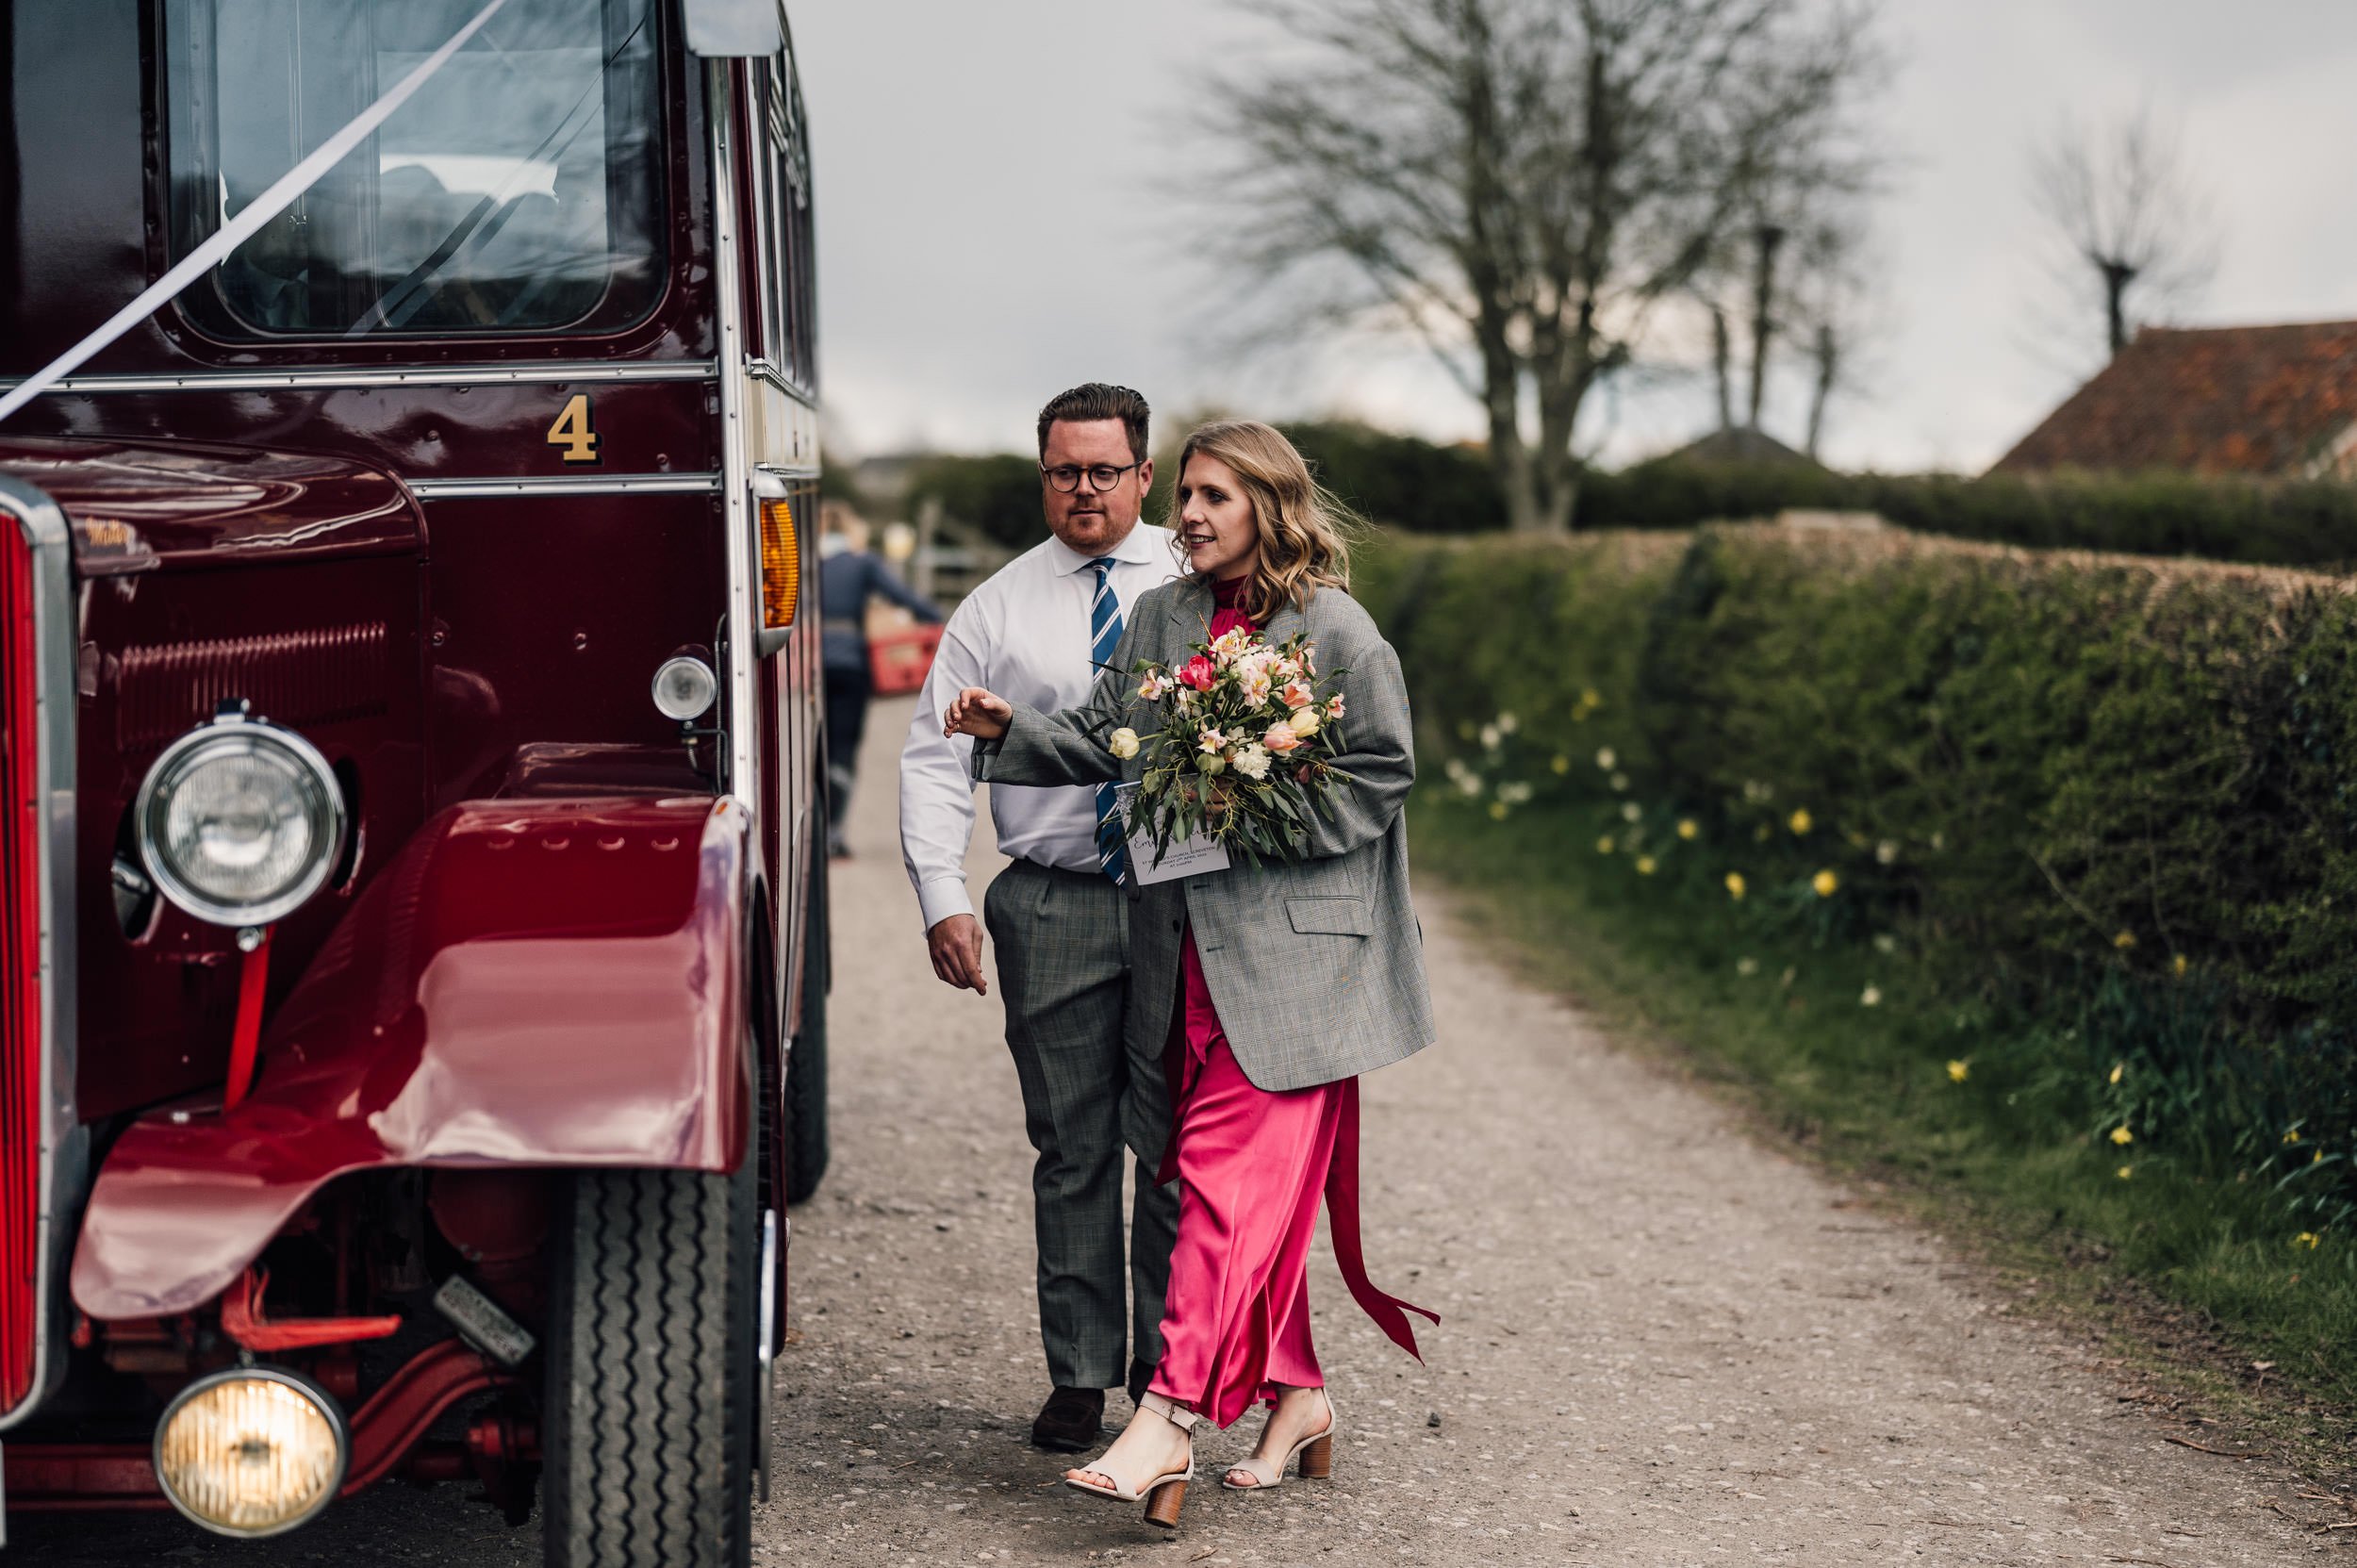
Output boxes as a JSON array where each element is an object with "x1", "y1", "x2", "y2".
[{"x1": 983, "y1": 858, "x2": 1178, "y2": 1391}]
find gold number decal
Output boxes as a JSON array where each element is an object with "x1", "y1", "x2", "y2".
[{"x1": 547, "y1": 393, "x2": 601, "y2": 464}]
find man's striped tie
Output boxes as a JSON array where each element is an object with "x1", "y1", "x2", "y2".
[{"x1": 1088, "y1": 556, "x2": 1130, "y2": 885}]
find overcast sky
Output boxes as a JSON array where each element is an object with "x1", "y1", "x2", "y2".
[{"x1": 790, "y1": 1, "x2": 2357, "y2": 475}]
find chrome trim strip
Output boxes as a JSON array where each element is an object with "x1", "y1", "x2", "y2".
[
  {"x1": 746, "y1": 355, "x2": 816, "y2": 403},
  {"x1": 0, "y1": 475, "x2": 85, "y2": 1433},
  {"x1": 0, "y1": 361, "x2": 717, "y2": 396},
  {"x1": 405, "y1": 472, "x2": 722, "y2": 500},
  {"x1": 710, "y1": 61, "x2": 761, "y2": 813}
]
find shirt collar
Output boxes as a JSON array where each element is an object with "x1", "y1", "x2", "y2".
[{"x1": 1046, "y1": 520, "x2": 1166, "y2": 576}]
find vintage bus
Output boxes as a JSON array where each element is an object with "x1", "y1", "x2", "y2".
[{"x1": 0, "y1": 0, "x2": 828, "y2": 1558}]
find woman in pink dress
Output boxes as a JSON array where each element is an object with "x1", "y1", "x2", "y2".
[{"x1": 946, "y1": 421, "x2": 1437, "y2": 1528}]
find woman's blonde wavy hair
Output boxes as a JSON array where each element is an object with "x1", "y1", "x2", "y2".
[{"x1": 1167, "y1": 420, "x2": 1362, "y2": 620}]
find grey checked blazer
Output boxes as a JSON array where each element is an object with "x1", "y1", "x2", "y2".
[{"x1": 973, "y1": 576, "x2": 1437, "y2": 1098}]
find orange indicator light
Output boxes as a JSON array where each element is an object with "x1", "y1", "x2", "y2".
[{"x1": 759, "y1": 497, "x2": 800, "y2": 629}]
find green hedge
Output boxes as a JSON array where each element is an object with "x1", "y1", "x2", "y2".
[
  {"x1": 1357, "y1": 527, "x2": 2357, "y2": 1240},
  {"x1": 1577, "y1": 461, "x2": 2357, "y2": 569}
]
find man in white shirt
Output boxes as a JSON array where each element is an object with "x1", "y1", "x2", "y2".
[{"x1": 899, "y1": 384, "x2": 1182, "y2": 1452}]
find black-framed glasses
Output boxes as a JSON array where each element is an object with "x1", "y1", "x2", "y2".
[{"x1": 1041, "y1": 461, "x2": 1143, "y2": 493}]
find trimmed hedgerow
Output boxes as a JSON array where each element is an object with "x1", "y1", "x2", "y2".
[
  {"x1": 1573, "y1": 460, "x2": 2357, "y2": 569},
  {"x1": 1358, "y1": 525, "x2": 2357, "y2": 1244}
]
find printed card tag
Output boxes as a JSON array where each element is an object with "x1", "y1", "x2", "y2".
[{"x1": 1116, "y1": 783, "x2": 1231, "y2": 884}]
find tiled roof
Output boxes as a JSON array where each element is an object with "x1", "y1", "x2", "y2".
[{"x1": 1990, "y1": 321, "x2": 2357, "y2": 479}]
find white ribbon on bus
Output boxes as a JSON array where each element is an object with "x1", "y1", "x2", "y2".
[{"x1": 0, "y1": 0, "x2": 510, "y2": 427}]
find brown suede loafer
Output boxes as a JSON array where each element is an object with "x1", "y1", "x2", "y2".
[{"x1": 1030, "y1": 1385, "x2": 1106, "y2": 1452}]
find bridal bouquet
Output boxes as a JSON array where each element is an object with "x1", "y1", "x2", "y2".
[{"x1": 1107, "y1": 624, "x2": 1351, "y2": 867}]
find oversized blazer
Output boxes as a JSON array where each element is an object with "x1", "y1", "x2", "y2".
[{"x1": 972, "y1": 573, "x2": 1436, "y2": 1161}]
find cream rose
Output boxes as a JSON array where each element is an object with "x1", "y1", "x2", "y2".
[
  {"x1": 1108, "y1": 727, "x2": 1141, "y2": 760},
  {"x1": 1288, "y1": 706, "x2": 1321, "y2": 737}
]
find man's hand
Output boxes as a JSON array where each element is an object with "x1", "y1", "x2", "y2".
[
  {"x1": 927, "y1": 914, "x2": 988, "y2": 995},
  {"x1": 944, "y1": 686, "x2": 1014, "y2": 740}
]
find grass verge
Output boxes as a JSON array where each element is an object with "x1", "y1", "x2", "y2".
[{"x1": 1413, "y1": 799, "x2": 2357, "y2": 1488}]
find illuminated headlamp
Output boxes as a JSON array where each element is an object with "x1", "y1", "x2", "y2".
[{"x1": 154, "y1": 1366, "x2": 349, "y2": 1537}]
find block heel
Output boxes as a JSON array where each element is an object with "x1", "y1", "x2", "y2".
[
  {"x1": 1296, "y1": 1431, "x2": 1333, "y2": 1480},
  {"x1": 1141, "y1": 1477, "x2": 1189, "y2": 1528}
]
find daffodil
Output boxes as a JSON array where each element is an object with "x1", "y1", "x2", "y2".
[
  {"x1": 1635, "y1": 855, "x2": 1657, "y2": 876},
  {"x1": 1596, "y1": 834, "x2": 1616, "y2": 854},
  {"x1": 1676, "y1": 818, "x2": 1699, "y2": 840},
  {"x1": 2171, "y1": 953, "x2": 2188, "y2": 977},
  {"x1": 1551, "y1": 754, "x2": 1571, "y2": 774},
  {"x1": 1946, "y1": 1059, "x2": 1968, "y2": 1081},
  {"x1": 2296, "y1": 1232, "x2": 2321, "y2": 1250},
  {"x1": 2109, "y1": 1125, "x2": 2134, "y2": 1146},
  {"x1": 2284, "y1": 1127, "x2": 2302, "y2": 1145},
  {"x1": 1788, "y1": 808, "x2": 1813, "y2": 835},
  {"x1": 1724, "y1": 871, "x2": 1747, "y2": 900},
  {"x1": 2113, "y1": 930, "x2": 2136, "y2": 950},
  {"x1": 2108, "y1": 1063, "x2": 2123, "y2": 1086},
  {"x1": 1811, "y1": 869, "x2": 1838, "y2": 897},
  {"x1": 2117, "y1": 1165, "x2": 2133, "y2": 1180},
  {"x1": 1489, "y1": 800, "x2": 1508, "y2": 820},
  {"x1": 1860, "y1": 984, "x2": 1883, "y2": 1007}
]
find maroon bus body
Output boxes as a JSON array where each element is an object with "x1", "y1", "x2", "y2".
[{"x1": 0, "y1": 0, "x2": 827, "y2": 1545}]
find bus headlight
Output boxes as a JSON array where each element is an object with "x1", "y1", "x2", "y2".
[
  {"x1": 154, "y1": 1367, "x2": 349, "y2": 1537},
  {"x1": 135, "y1": 707, "x2": 344, "y2": 927},
  {"x1": 652, "y1": 654, "x2": 718, "y2": 720}
]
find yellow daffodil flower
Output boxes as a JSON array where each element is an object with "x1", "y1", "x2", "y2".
[
  {"x1": 1811, "y1": 869, "x2": 1838, "y2": 897},
  {"x1": 1596, "y1": 834, "x2": 1616, "y2": 854},
  {"x1": 1724, "y1": 871, "x2": 1746, "y2": 900},
  {"x1": 2296, "y1": 1232, "x2": 2321, "y2": 1249},
  {"x1": 2108, "y1": 1063, "x2": 2123, "y2": 1085},
  {"x1": 2117, "y1": 1165, "x2": 2133, "y2": 1180},
  {"x1": 2171, "y1": 953, "x2": 2188, "y2": 977},
  {"x1": 1788, "y1": 808, "x2": 1813, "y2": 834},
  {"x1": 1635, "y1": 855, "x2": 1657, "y2": 875},
  {"x1": 2109, "y1": 1125, "x2": 2133, "y2": 1146},
  {"x1": 1946, "y1": 1059, "x2": 1968, "y2": 1081},
  {"x1": 2284, "y1": 1128, "x2": 2302, "y2": 1144},
  {"x1": 1676, "y1": 818, "x2": 1699, "y2": 840},
  {"x1": 2113, "y1": 931, "x2": 2136, "y2": 950}
]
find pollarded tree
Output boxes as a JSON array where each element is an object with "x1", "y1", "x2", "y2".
[
  {"x1": 1203, "y1": 0, "x2": 1884, "y2": 531},
  {"x1": 2030, "y1": 105, "x2": 2218, "y2": 361}
]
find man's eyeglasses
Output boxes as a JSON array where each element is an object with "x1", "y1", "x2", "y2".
[{"x1": 1041, "y1": 461, "x2": 1143, "y2": 493}]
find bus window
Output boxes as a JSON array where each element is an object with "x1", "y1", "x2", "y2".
[{"x1": 160, "y1": 0, "x2": 666, "y2": 338}]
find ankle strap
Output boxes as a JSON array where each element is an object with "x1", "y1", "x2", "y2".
[{"x1": 1139, "y1": 1391, "x2": 1200, "y2": 1431}]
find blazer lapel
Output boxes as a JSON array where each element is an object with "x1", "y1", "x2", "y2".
[{"x1": 1164, "y1": 575, "x2": 1217, "y2": 652}]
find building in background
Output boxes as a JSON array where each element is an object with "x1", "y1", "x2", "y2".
[{"x1": 1993, "y1": 321, "x2": 2357, "y2": 480}]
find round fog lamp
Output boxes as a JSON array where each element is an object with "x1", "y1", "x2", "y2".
[
  {"x1": 135, "y1": 714, "x2": 344, "y2": 927},
  {"x1": 653, "y1": 655, "x2": 718, "y2": 720},
  {"x1": 155, "y1": 1368, "x2": 348, "y2": 1537}
]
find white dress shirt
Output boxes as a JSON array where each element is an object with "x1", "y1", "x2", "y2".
[{"x1": 899, "y1": 521, "x2": 1181, "y2": 930}]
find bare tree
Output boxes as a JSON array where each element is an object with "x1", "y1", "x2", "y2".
[
  {"x1": 2030, "y1": 105, "x2": 2218, "y2": 359},
  {"x1": 1200, "y1": 0, "x2": 1883, "y2": 531}
]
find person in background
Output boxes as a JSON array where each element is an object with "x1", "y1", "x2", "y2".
[
  {"x1": 898, "y1": 383, "x2": 1183, "y2": 1452},
  {"x1": 821, "y1": 502, "x2": 943, "y2": 858}
]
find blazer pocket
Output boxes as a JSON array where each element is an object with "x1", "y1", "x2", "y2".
[{"x1": 1286, "y1": 895, "x2": 1372, "y2": 937}]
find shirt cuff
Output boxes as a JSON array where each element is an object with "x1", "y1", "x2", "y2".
[{"x1": 917, "y1": 875, "x2": 974, "y2": 931}]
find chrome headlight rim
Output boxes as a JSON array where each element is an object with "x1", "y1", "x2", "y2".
[
  {"x1": 133, "y1": 711, "x2": 346, "y2": 929},
  {"x1": 152, "y1": 1363, "x2": 351, "y2": 1539}
]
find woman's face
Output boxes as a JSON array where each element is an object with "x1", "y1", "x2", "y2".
[{"x1": 1176, "y1": 453, "x2": 1261, "y2": 581}]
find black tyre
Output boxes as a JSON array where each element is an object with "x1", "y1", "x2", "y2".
[
  {"x1": 783, "y1": 850, "x2": 830, "y2": 1204},
  {"x1": 543, "y1": 1157, "x2": 758, "y2": 1568}
]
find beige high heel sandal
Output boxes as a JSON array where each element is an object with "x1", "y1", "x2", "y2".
[
  {"x1": 1063, "y1": 1391, "x2": 1198, "y2": 1528},
  {"x1": 1222, "y1": 1390, "x2": 1336, "y2": 1491}
]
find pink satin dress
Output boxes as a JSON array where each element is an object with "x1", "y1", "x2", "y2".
[{"x1": 1144, "y1": 575, "x2": 1436, "y2": 1430}]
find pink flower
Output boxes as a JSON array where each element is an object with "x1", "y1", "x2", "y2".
[
  {"x1": 1262, "y1": 721, "x2": 1303, "y2": 754},
  {"x1": 1138, "y1": 669, "x2": 1168, "y2": 701},
  {"x1": 1197, "y1": 727, "x2": 1228, "y2": 753},
  {"x1": 1278, "y1": 679, "x2": 1315, "y2": 710},
  {"x1": 1326, "y1": 693, "x2": 1346, "y2": 719},
  {"x1": 1178, "y1": 654, "x2": 1217, "y2": 691}
]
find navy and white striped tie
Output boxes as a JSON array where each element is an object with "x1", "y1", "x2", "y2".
[{"x1": 1087, "y1": 556, "x2": 1130, "y2": 885}]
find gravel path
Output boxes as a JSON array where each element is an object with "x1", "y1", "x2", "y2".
[{"x1": 12, "y1": 695, "x2": 2328, "y2": 1564}]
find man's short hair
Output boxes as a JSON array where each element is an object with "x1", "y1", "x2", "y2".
[{"x1": 1037, "y1": 383, "x2": 1150, "y2": 463}]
